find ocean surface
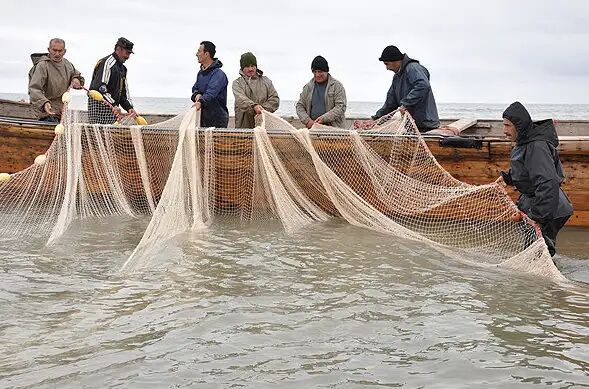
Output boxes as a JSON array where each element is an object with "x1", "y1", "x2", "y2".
[
  {"x1": 2, "y1": 92, "x2": 589, "y2": 120},
  {"x1": 0, "y1": 217, "x2": 588, "y2": 388}
]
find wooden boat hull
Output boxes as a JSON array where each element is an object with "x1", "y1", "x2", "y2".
[{"x1": 1, "y1": 115, "x2": 588, "y2": 226}]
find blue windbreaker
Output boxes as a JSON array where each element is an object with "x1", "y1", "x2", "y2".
[{"x1": 191, "y1": 59, "x2": 229, "y2": 128}]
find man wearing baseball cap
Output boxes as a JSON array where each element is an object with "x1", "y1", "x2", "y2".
[
  {"x1": 88, "y1": 37, "x2": 136, "y2": 123},
  {"x1": 372, "y1": 45, "x2": 439, "y2": 132}
]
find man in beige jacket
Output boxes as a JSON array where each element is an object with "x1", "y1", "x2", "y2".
[
  {"x1": 28, "y1": 38, "x2": 84, "y2": 122},
  {"x1": 232, "y1": 52, "x2": 280, "y2": 128},
  {"x1": 296, "y1": 56, "x2": 347, "y2": 129}
]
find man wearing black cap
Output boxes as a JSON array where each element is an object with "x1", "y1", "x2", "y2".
[
  {"x1": 88, "y1": 37, "x2": 136, "y2": 124},
  {"x1": 371, "y1": 45, "x2": 439, "y2": 132},
  {"x1": 296, "y1": 55, "x2": 347, "y2": 129}
]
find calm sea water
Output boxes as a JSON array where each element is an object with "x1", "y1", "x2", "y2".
[
  {"x1": 0, "y1": 216, "x2": 587, "y2": 388},
  {"x1": 2, "y1": 92, "x2": 589, "y2": 120}
]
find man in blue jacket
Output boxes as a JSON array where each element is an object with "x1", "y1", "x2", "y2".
[
  {"x1": 372, "y1": 45, "x2": 439, "y2": 132},
  {"x1": 191, "y1": 41, "x2": 229, "y2": 128}
]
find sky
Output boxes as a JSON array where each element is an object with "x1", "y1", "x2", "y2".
[{"x1": 1, "y1": 0, "x2": 588, "y2": 104}]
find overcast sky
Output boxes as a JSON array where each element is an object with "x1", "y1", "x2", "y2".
[{"x1": 1, "y1": 0, "x2": 588, "y2": 104}]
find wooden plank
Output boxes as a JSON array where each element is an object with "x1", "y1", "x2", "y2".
[
  {"x1": 446, "y1": 118, "x2": 478, "y2": 133},
  {"x1": 0, "y1": 98, "x2": 38, "y2": 119}
]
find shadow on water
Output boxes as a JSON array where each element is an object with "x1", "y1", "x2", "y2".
[{"x1": 551, "y1": 227, "x2": 589, "y2": 284}]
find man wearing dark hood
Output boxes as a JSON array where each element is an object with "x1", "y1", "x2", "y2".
[
  {"x1": 501, "y1": 102, "x2": 573, "y2": 257},
  {"x1": 191, "y1": 41, "x2": 229, "y2": 128}
]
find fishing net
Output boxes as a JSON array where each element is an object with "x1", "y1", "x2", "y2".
[{"x1": 0, "y1": 92, "x2": 564, "y2": 281}]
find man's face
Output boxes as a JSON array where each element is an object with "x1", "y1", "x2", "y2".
[
  {"x1": 503, "y1": 119, "x2": 518, "y2": 141},
  {"x1": 383, "y1": 60, "x2": 402, "y2": 73},
  {"x1": 48, "y1": 42, "x2": 66, "y2": 62},
  {"x1": 115, "y1": 46, "x2": 131, "y2": 63},
  {"x1": 313, "y1": 70, "x2": 328, "y2": 84},
  {"x1": 243, "y1": 65, "x2": 257, "y2": 77},
  {"x1": 196, "y1": 44, "x2": 209, "y2": 64}
]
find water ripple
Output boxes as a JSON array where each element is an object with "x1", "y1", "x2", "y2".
[{"x1": 0, "y1": 218, "x2": 587, "y2": 388}]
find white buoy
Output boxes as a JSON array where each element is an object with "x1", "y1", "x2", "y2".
[
  {"x1": 34, "y1": 154, "x2": 47, "y2": 166},
  {"x1": 54, "y1": 123, "x2": 65, "y2": 135},
  {"x1": 0, "y1": 172, "x2": 11, "y2": 182},
  {"x1": 62, "y1": 91, "x2": 71, "y2": 103}
]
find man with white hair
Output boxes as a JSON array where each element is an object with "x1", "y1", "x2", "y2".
[{"x1": 28, "y1": 38, "x2": 84, "y2": 122}]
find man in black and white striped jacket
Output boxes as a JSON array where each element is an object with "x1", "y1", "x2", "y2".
[{"x1": 88, "y1": 37, "x2": 136, "y2": 124}]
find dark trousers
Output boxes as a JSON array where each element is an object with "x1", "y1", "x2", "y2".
[
  {"x1": 541, "y1": 216, "x2": 571, "y2": 256},
  {"x1": 40, "y1": 116, "x2": 60, "y2": 123}
]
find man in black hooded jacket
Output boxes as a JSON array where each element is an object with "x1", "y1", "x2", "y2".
[{"x1": 501, "y1": 101, "x2": 573, "y2": 257}]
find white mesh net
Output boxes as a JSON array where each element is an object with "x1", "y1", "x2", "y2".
[{"x1": 0, "y1": 93, "x2": 565, "y2": 281}]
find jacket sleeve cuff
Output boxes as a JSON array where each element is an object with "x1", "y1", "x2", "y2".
[
  {"x1": 104, "y1": 93, "x2": 115, "y2": 104},
  {"x1": 38, "y1": 99, "x2": 50, "y2": 112}
]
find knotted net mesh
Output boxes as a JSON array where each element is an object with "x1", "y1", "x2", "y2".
[{"x1": 0, "y1": 97, "x2": 565, "y2": 281}]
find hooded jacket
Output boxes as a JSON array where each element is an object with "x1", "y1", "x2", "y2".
[
  {"x1": 502, "y1": 102, "x2": 573, "y2": 224},
  {"x1": 28, "y1": 53, "x2": 84, "y2": 118},
  {"x1": 232, "y1": 69, "x2": 279, "y2": 128},
  {"x1": 295, "y1": 74, "x2": 347, "y2": 128},
  {"x1": 191, "y1": 59, "x2": 229, "y2": 128},
  {"x1": 89, "y1": 53, "x2": 133, "y2": 111},
  {"x1": 373, "y1": 54, "x2": 439, "y2": 130}
]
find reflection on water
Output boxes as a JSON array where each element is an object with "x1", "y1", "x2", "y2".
[{"x1": 0, "y1": 216, "x2": 587, "y2": 388}]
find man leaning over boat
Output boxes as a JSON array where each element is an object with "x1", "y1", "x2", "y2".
[
  {"x1": 28, "y1": 38, "x2": 84, "y2": 123},
  {"x1": 359, "y1": 45, "x2": 440, "y2": 132}
]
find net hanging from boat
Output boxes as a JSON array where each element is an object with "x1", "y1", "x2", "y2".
[{"x1": 0, "y1": 94, "x2": 565, "y2": 281}]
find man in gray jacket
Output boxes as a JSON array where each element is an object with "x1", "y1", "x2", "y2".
[
  {"x1": 232, "y1": 52, "x2": 279, "y2": 128},
  {"x1": 372, "y1": 45, "x2": 439, "y2": 132},
  {"x1": 28, "y1": 38, "x2": 84, "y2": 122},
  {"x1": 296, "y1": 56, "x2": 347, "y2": 129}
]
